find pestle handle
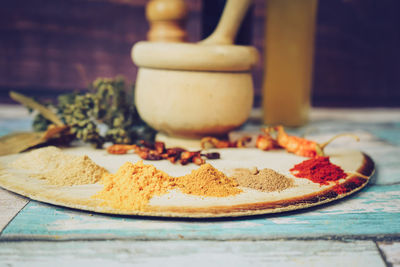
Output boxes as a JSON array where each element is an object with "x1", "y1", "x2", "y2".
[{"x1": 200, "y1": 0, "x2": 252, "y2": 45}]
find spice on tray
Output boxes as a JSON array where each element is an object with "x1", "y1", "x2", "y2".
[
  {"x1": 94, "y1": 161, "x2": 176, "y2": 211},
  {"x1": 257, "y1": 126, "x2": 360, "y2": 158},
  {"x1": 11, "y1": 146, "x2": 72, "y2": 172},
  {"x1": 331, "y1": 177, "x2": 365, "y2": 195},
  {"x1": 12, "y1": 146, "x2": 108, "y2": 186},
  {"x1": 94, "y1": 161, "x2": 242, "y2": 211},
  {"x1": 175, "y1": 163, "x2": 242, "y2": 197},
  {"x1": 290, "y1": 156, "x2": 347, "y2": 185},
  {"x1": 200, "y1": 136, "x2": 252, "y2": 149},
  {"x1": 231, "y1": 167, "x2": 294, "y2": 192},
  {"x1": 107, "y1": 140, "x2": 220, "y2": 165},
  {"x1": 35, "y1": 155, "x2": 107, "y2": 186}
]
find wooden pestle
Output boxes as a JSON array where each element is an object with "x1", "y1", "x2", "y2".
[
  {"x1": 132, "y1": 0, "x2": 259, "y2": 139},
  {"x1": 146, "y1": 0, "x2": 188, "y2": 42},
  {"x1": 201, "y1": 0, "x2": 252, "y2": 45}
]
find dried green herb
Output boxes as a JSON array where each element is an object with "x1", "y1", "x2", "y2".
[{"x1": 12, "y1": 76, "x2": 155, "y2": 148}]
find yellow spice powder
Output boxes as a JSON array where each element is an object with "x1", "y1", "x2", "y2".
[
  {"x1": 93, "y1": 161, "x2": 176, "y2": 211},
  {"x1": 94, "y1": 162, "x2": 241, "y2": 211},
  {"x1": 175, "y1": 163, "x2": 242, "y2": 197}
]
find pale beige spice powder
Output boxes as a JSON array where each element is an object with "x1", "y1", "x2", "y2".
[
  {"x1": 231, "y1": 168, "x2": 294, "y2": 192},
  {"x1": 34, "y1": 155, "x2": 107, "y2": 186},
  {"x1": 12, "y1": 146, "x2": 107, "y2": 186},
  {"x1": 11, "y1": 146, "x2": 73, "y2": 172}
]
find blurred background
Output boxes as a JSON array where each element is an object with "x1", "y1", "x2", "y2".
[{"x1": 1, "y1": 0, "x2": 399, "y2": 107}]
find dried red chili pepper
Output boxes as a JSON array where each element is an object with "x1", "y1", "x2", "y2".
[
  {"x1": 154, "y1": 141, "x2": 165, "y2": 154},
  {"x1": 107, "y1": 144, "x2": 138, "y2": 154},
  {"x1": 200, "y1": 136, "x2": 251, "y2": 149},
  {"x1": 192, "y1": 156, "x2": 205, "y2": 165},
  {"x1": 255, "y1": 128, "x2": 280, "y2": 151},
  {"x1": 275, "y1": 126, "x2": 322, "y2": 157},
  {"x1": 107, "y1": 141, "x2": 219, "y2": 165},
  {"x1": 261, "y1": 126, "x2": 359, "y2": 158},
  {"x1": 201, "y1": 152, "x2": 220, "y2": 159}
]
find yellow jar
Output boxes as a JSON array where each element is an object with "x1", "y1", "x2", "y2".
[{"x1": 262, "y1": 0, "x2": 318, "y2": 127}]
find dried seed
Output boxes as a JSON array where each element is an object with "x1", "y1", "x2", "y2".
[{"x1": 202, "y1": 152, "x2": 220, "y2": 159}]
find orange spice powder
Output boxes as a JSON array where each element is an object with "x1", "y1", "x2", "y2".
[
  {"x1": 93, "y1": 161, "x2": 241, "y2": 211},
  {"x1": 175, "y1": 163, "x2": 242, "y2": 197}
]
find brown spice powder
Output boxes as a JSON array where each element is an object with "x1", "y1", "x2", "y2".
[
  {"x1": 175, "y1": 163, "x2": 242, "y2": 197},
  {"x1": 231, "y1": 168, "x2": 294, "y2": 192}
]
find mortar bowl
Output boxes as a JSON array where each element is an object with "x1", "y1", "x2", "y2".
[{"x1": 132, "y1": 41, "x2": 259, "y2": 139}]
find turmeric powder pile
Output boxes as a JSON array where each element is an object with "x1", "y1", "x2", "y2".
[
  {"x1": 93, "y1": 161, "x2": 241, "y2": 211},
  {"x1": 93, "y1": 161, "x2": 176, "y2": 211}
]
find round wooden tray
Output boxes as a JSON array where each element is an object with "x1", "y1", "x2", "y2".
[{"x1": 0, "y1": 147, "x2": 374, "y2": 218}]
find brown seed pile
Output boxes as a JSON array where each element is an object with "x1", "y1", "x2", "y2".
[{"x1": 231, "y1": 167, "x2": 294, "y2": 192}]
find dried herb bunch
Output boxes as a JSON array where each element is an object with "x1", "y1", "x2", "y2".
[{"x1": 23, "y1": 77, "x2": 156, "y2": 148}]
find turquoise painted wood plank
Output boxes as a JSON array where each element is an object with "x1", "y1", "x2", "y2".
[
  {"x1": 0, "y1": 188, "x2": 28, "y2": 232},
  {"x1": 0, "y1": 118, "x2": 31, "y2": 136},
  {"x1": 1, "y1": 184, "x2": 399, "y2": 240},
  {"x1": 0, "y1": 240, "x2": 386, "y2": 267}
]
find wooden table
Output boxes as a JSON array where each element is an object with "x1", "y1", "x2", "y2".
[{"x1": 0, "y1": 105, "x2": 399, "y2": 266}]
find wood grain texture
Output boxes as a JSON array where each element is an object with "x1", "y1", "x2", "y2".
[
  {"x1": 1, "y1": 184, "x2": 399, "y2": 240},
  {"x1": 0, "y1": 0, "x2": 201, "y2": 102},
  {"x1": 378, "y1": 242, "x2": 400, "y2": 267},
  {"x1": 0, "y1": 188, "x2": 28, "y2": 233},
  {"x1": 0, "y1": 240, "x2": 386, "y2": 266},
  {"x1": 1, "y1": 0, "x2": 400, "y2": 107}
]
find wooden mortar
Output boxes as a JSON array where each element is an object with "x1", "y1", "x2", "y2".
[{"x1": 132, "y1": 0, "x2": 259, "y2": 139}]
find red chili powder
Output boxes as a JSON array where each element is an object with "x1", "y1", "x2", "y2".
[
  {"x1": 332, "y1": 177, "x2": 365, "y2": 195},
  {"x1": 332, "y1": 184, "x2": 347, "y2": 194},
  {"x1": 290, "y1": 156, "x2": 347, "y2": 185}
]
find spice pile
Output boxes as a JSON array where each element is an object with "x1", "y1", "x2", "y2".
[
  {"x1": 93, "y1": 161, "x2": 176, "y2": 210},
  {"x1": 200, "y1": 126, "x2": 362, "y2": 195},
  {"x1": 290, "y1": 156, "x2": 347, "y2": 185},
  {"x1": 231, "y1": 167, "x2": 294, "y2": 193},
  {"x1": 176, "y1": 164, "x2": 242, "y2": 197},
  {"x1": 12, "y1": 146, "x2": 107, "y2": 186},
  {"x1": 94, "y1": 161, "x2": 242, "y2": 211}
]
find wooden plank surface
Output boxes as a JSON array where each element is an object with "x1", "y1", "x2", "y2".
[
  {"x1": 1, "y1": 184, "x2": 399, "y2": 240},
  {"x1": 378, "y1": 242, "x2": 400, "y2": 267},
  {"x1": 0, "y1": 188, "x2": 28, "y2": 233},
  {"x1": 0, "y1": 240, "x2": 386, "y2": 267},
  {"x1": 0, "y1": 107, "x2": 31, "y2": 233}
]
